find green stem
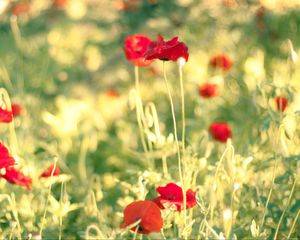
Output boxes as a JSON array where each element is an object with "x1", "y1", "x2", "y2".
[
  {"x1": 287, "y1": 207, "x2": 300, "y2": 239},
  {"x1": 162, "y1": 154, "x2": 169, "y2": 178},
  {"x1": 179, "y1": 65, "x2": 186, "y2": 150},
  {"x1": 59, "y1": 183, "x2": 64, "y2": 240},
  {"x1": 39, "y1": 158, "x2": 58, "y2": 237},
  {"x1": 134, "y1": 66, "x2": 140, "y2": 94},
  {"x1": 261, "y1": 155, "x2": 279, "y2": 227},
  {"x1": 162, "y1": 62, "x2": 186, "y2": 235},
  {"x1": 273, "y1": 176, "x2": 298, "y2": 240}
]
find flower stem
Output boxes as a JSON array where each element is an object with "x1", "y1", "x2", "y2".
[
  {"x1": 162, "y1": 154, "x2": 169, "y2": 178},
  {"x1": 130, "y1": 90, "x2": 151, "y2": 168},
  {"x1": 179, "y1": 65, "x2": 186, "y2": 150},
  {"x1": 287, "y1": 207, "x2": 300, "y2": 239},
  {"x1": 273, "y1": 175, "x2": 297, "y2": 240},
  {"x1": 134, "y1": 66, "x2": 140, "y2": 94},
  {"x1": 39, "y1": 158, "x2": 58, "y2": 237},
  {"x1": 162, "y1": 62, "x2": 187, "y2": 235}
]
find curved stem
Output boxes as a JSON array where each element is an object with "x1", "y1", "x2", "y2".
[
  {"x1": 162, "y1": 62, "x2": 186, "y2": 234},
  {"x1": 130, "y1": 90, "x2": 150, "y2": 164}
]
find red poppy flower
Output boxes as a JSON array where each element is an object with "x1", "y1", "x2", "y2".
[
  {"x1": 106, "y1": 89, "x2": 119, "y2": 98},
  {"x1": 1, "y1": 167, "x2": 32, "y2": 191},
  {"x1": 40, "y1": 164, "x2": 60, "y2": 178},
  {"x1": 121, "y1": 200, "x2": 163, "y2": 234},
  {"x1": 153, "y1": 182, "x2": 196, "y2": 211},
  {"x1": 275, "y1": 96, "x2": 288, "y2": 112},
  {"x1": 209, "y1": 122, "x2": 232, "y2": 143},
  {"x1": 53, "y1": 0, "x2": 68, "y2": 8},
  {"x1": 209, "y1": 54, "x2": 233, "y2": 71},
  {"x1": 114, "y1": 0, "x2": 141, "y2": 12},
  {"x1": 11, "y1": 3, "x2": 30, "y2": 16},
  {"x1": 123, "y1": 34, "x2": 154, "y2": 67},
  {"x1": 0, "y1": 143, "x2": 15, "y2": 169},
  {"x1": 198, "y1": 83, "x2": 219, "y2": 98},
  {"x1": 0, "y1": 106, "x2": 13, "y2": 123},
  {"x1": 11, "y1": 103, "x2": 24, "y2": 117},
  {"x1": 144, "y1": 35, "x2": 189, "y2": 62}
]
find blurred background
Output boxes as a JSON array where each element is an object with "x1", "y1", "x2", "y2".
[{"x1": 0, "y1": 0, "x2": 300, "y2": 238}]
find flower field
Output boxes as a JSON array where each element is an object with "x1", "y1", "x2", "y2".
[{"x1": 0, "y1": 0, "x2": 300, "y2": 239}]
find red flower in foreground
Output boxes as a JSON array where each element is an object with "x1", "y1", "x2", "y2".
[
  {"x1": 123, "y1": 34, "x2": 154, "y2": 67},
  {"x1": 210, "y1": 54, "x2": 233, "y2": 71},
  {"x1": 275, "y1": 96, "x2": 288, "y2": 112},
  {"x1": 1, "y1": 167, "x2": 32, "y2": 191},
  {"x1": 12, "y1": 103, "x2": 25, "y2": 117},
  {"x1": 144, "y1": 34, "x2": 189, "y2": 62},
  {"x1": 209, "y1": 122, "x2": 232, "y2": 143},
  {"x1": 40, "y1": 164, "x2": 60, "y2": 178},
  {"x1": 121, "y1": 200, "x2": 163, "y2": 234},
  {"x1": 199, "y1": 83, "x2": 219, "y2": 98},
  {"x1": 11, "y1": 3, "x2": 30, "y2": 16},
  {"x1": 0, "y1": 106, "x2": 13, "y2": 123},
  {"x1": 153, "y1": 182, "x2": 197, "y2": 211},
  {"x1": 0, "y1": 143, "x2": 15, "y2": 169}
]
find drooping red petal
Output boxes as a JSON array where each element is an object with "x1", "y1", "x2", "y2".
[
  {"x1": 121, "y1": 200, "x2": 163, "y2": 234},
  {"x1": 1, "y1": 167, "x2": 32, "y2": 191},
  {"x1": 0, "y1": 143, "x2": 15, "y2": 169}
]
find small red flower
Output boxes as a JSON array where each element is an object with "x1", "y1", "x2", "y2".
[
  {"x1": 198, "y1": 83, "x2": 219, "y2": 98},
  {"x1": 52, "y1": 0, "x2": 68, "y2": 8},
  {"x1": 153, "y1": 182, "x2": 197, "y2": 211},
  {"x1": 1, "y1": 167, "x2": 32, "y2": 191},
  {"x1": 0, "y1": 106, "x2": 13, "y2": 123},
  {"x1": 0, "y1": 143, "x2": 15, "y2": 169},
  {"x1": 123, "y1": 34, "x2": 154, "y2": 67},
  {"x1": 210, "y1": 54, "x2": 233, "y2": 71},
  {"x1": 144, "y1": 35, "x2": 189, "y2": 62},
  {"x1": 121, "y1": 200, "x2": 163, "y2": 234},
  {"x1": 275, "y1": 96, "x2": 288, "y2": 112},
  {"x1": 114, "y1": 0, "x2": 141, "y2": 12},
  {"x1": 11, "y1": 103, "x2": 25, "y2": 117},
  {"x1": 106, "y1": 89, "x2": 119, "y2": 98},
  {"x1": 11, "y1": 3, "x2": 30, "y2": 16},
  {"x1": 40, "y1": 164, "x2": 60, "y2": 178},
  {"x1": 209, "y1": 122, "x2": 232, "y2": 143}
]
